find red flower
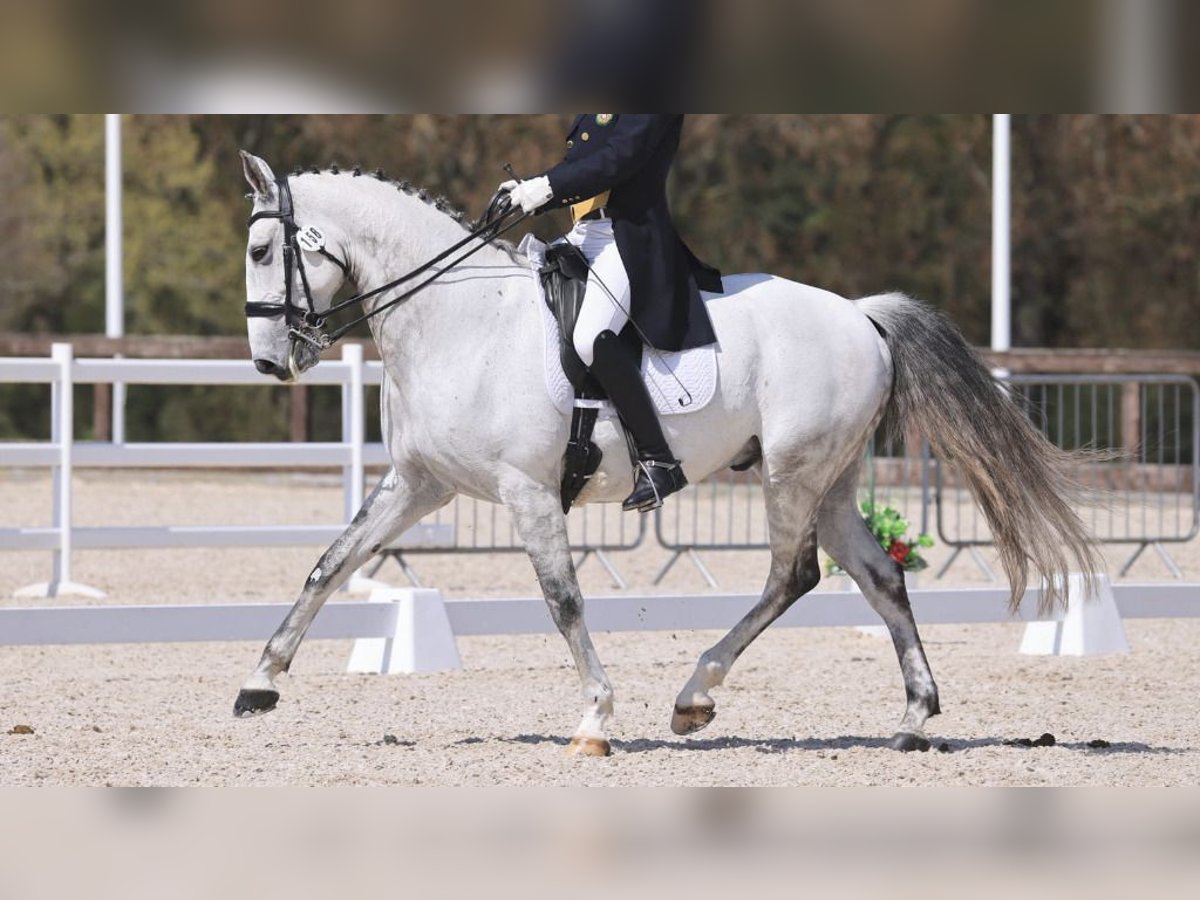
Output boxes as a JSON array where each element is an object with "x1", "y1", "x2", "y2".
[{"x1": 889, "y1": 540, "x2": 910, "y2": 564}]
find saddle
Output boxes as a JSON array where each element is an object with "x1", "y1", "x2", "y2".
[{"x1": 539, "y1": 244, "x2": 640, "y2": 514}]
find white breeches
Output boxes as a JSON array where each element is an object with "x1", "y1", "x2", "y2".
[{"x1": 563, "y1": 219, "x2": 631, "y2": 367}]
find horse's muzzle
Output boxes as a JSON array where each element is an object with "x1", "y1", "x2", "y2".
[{"x1": 253, "y1": 358, "x2": 288, "y2": 379}]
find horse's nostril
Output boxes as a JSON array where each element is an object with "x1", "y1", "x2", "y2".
[{"x1": 253, "y1": 358, "x2": 281, "y2": 376}]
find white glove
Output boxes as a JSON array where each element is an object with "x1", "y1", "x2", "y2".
[{"x1": 503, "y1": 175, "x2": 553, "y2": 213}]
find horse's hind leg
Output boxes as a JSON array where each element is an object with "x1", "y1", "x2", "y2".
[
  {"x1": 817, "y1": 471, "x2": 940, "y2": 751},
  {"x1": 671, "y1": 480, "x2": 822, "y2": 735},
  {"x1": 234, "y1": 466, "x2": 449, "y2": 717},
  {"x1": 504, "y1": 478, "x2": 614, "y2": 756}
]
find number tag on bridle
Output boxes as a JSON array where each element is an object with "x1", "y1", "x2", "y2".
[{"x1": 296, "y1": 225, "x2": 326, "y2": 253}]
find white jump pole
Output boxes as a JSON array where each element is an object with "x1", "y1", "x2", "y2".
[
  {"x1": 991, "y1": 113, "x2": 1011, "y2": 360},
  {"x1": 105, "y1": 113, "x2": 126, "y2": 443}
]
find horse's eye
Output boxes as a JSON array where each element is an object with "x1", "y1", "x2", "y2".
[{"x1": 250, "y1": 245, "x2": 269, "y2": 262}]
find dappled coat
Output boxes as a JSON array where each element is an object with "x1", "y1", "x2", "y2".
[{"x1": 542, "y1": 114, "x2": 723, "y2": 352}]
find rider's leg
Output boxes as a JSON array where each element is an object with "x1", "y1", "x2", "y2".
[
  {"x1": 571, "y1": 226, "x2": 630, "y2": 366},
  {"x1": 569, "y1": 223, "x2": 687, "y2": 511},
  {"x1": 590, "y1": 330, "x2": 688, "y2": 512}
]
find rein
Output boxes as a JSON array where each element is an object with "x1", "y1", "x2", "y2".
[{"x1": 245, "y1": 175, "x2": 527, "y2": 351}]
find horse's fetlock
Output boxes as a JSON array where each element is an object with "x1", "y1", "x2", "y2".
[
  {"x1": 926, "y1": 691, "x2": 942, "y2": 717},
  {"x1": 699, "y1": 655, "x2": 727, "y2": 688},
  {"x1": 905, "y1": 684, "x2": 940, "y2": 718},
  {"x1": 584, "y1": 681, "x2": 614, "y2": 710}
]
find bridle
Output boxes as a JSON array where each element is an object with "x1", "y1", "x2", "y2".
[
  {"x1": 244, "y1": 177, "x2": 349, "y2": 336},
  {"x1": 244, "y1": 175, "x2": 527, "y2": 352}
]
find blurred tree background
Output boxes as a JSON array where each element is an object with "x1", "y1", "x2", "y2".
[{"x1": 0, "y1": 114, "x2": 1197, "y2": 440}]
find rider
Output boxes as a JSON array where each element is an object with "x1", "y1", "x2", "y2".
[{"x1": 500, "y1": 114, "x2": 723, "y2": 511}]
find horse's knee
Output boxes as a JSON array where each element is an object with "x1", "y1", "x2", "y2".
[
  {"x1": 860, "y1": 559, "x2": 906, "y2": 600},
  {"x1": 793, "y1": 557, "x2": 821, "y2": 596},
  {"x1": 548, "y1": 593, "x2": 582, "y2": 633},
  {"x1": 775, "y1": 552, "x2": 820, "y2": 600}
]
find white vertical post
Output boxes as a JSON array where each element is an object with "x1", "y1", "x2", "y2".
[
  {"x1": 51, "y1": 342, "x2": 74, "y2": 588},
  {"x1": 991, "y1": 113, "x2": 1011, "y2": 356},
  {"x1": 341, "y1": 353, "x2": 352, "y2": 519},
  {"x1": 105, "y1": 113, "x2": 126, "y2": 443},
  {"x1": 15, "y1": 344, "x2": 104, "y2": 599},
  {"x1": 342, "y1": 343, "x2": 365, "y2": 522},
  {"x1": 340, "y1": 343, "x2": 386, "y2": 594}
]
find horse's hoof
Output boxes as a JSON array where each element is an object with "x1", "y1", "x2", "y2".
[
  {"x1": 889, "y1": 731, "x2": 930, "y2": 752},
  {"x1": 565, "y1": 736, "x2": 611, "y2": 758},
  {"x1": 233, "y1": 688, "x2": 279, "y2": 718},
  {"x1": 671, "y1": 703, "x2": 716, "y2": 736}
]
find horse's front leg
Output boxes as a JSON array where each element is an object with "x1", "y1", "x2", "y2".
[
  {"x1": 504, "y1": 479, "x2": 614, "y2": 756},
  {"x1": 234, "y1": 466, "x2": 450, "y2": 717}
]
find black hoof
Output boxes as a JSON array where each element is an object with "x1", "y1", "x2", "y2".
[
  {"x1": 889, "y1": 731, "x2": 930, "y2": 753},
  {"x1": 233, "y1": 688, "x2": 279, "y2": 718}
]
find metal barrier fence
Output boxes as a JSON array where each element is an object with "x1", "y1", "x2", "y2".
[
  {"x1": 655, "y1": 375, "x2": 1198, "y2": 585},
  {"x1": 936, "y1": 374, "x2": 1199, "y2": 578},
  {"x1": 652, "y1": 466, "x2": 767, "y2": 587},
  {"x1": 652, "y1": 428, "x2": 924, "y2": 588}
]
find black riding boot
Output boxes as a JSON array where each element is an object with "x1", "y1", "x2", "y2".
[{"x1": 590, "y1": 330, "x2": 688, "y2": 512}]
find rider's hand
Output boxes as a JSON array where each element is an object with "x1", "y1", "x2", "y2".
[
  {"x1": 499, "y1": 179, "x2": 519, "y2": 194},
  {"x1": 506, "y1": 175, "x2": 553, "y2": 213}
]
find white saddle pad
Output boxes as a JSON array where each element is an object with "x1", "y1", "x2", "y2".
[{"x1": 518, "y1": 235, "x2": 717, "y2": 417}]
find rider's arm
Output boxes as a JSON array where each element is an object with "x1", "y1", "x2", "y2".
[{"x1": 542, "y1": 115, "x2": 673, "y2": 207}]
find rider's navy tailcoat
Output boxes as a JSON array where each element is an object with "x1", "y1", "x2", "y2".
[{"x1": 542, "y1": 114, "x2": 722, "y2": 352}]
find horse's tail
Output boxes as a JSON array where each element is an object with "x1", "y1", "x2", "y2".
[{"x1": 855, "y1": 292, "x2": 1099, "y2": 614}]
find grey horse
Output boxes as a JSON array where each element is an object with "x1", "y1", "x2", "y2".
[{"x1": 234, "y1": 152, "x2": 1097, "y2": 755}]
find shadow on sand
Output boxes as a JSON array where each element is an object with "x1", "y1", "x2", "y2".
[{"x1": 500, "y1": 733, "x2": 1190, "y2": 756}]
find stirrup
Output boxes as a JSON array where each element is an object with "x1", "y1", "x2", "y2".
[{"x1": 622, "y1": 459, "x2": 687, "y2": 513}]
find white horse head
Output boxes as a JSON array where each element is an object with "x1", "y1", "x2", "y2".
[{"x1": 240, "y1": 150, "x2": 351, "y2": 382}]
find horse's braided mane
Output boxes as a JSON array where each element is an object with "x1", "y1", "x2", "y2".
[{"x1": 290, "y1": 163, "x2": 525, "y2": 262}]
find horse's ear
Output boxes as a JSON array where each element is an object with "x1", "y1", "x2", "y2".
[{"x1": 240, "y1": 150, "x2": 277, "y2": 202}]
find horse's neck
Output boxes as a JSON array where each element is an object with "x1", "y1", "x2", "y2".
[{"x1": 351, "y1": 211, "x2": 532, "y2": 391}]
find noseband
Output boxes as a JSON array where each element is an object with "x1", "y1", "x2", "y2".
[{"x1": 243, "y1": 174, "x2": 527, "y2": 352}]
